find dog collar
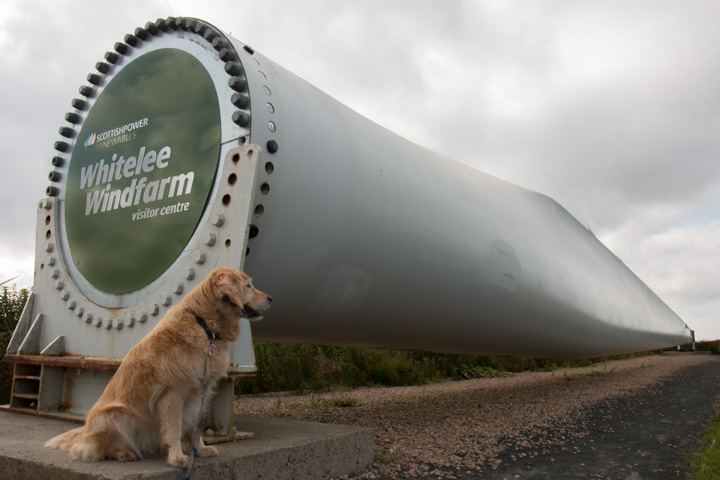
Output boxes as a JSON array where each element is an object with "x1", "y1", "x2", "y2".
[{"x1": 192, "y1": 312, "x2": 221, "y2": 341}]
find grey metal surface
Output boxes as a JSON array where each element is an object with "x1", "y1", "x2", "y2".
[{"x1": 234, "y1": 33, "x2": 692, "y2": 358}]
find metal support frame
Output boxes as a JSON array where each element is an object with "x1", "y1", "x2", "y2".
[{"x1": 3, "y1": 145, "x2": 262, "y2": 443}]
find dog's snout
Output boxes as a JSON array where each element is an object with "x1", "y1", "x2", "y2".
[{"x1": 266, "y1": 295, "x2": 273, "y2": 303}]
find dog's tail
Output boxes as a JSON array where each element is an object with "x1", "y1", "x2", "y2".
[{"x1": 46, "y1": 402, "x2": 141, "y2": 462}]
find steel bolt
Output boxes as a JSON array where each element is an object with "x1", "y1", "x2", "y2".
[
  {"x1": 105, "y1": 51, "x2": 120, "y2": 64},
  {"x1": 231, "y1": 93, "x2": 249, "y2": 108},
  {"x1": 228, "y1": 76, "x2": 247, "y2": 92},
  {"x1": 211, "y1": 213, "x2": 225, "y2": 227},
  {"x1": 96, "y1": 61, "x2": 111, "y2": 74},
  {"x1": 184, "y1": 267, "x2": 196, "y2": 280},
  {"x1": 71, "y1": 98, "x2": 88, "y2": 110},
  {"x1": 65, "y1": 112, "x2": 81, "y2": 124},
  {"x1": 232, "y1": 111, "x2": 250, "y2": 127}
]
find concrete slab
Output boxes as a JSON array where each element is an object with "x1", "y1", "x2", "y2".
[
  {"x1": 662, "y1": 350, "x2": 712, "y2": 356},
  {"x1": 0, "y1": 411, "x2": 374, "y2": 480}
]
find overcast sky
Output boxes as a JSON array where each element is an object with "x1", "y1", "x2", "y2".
[{"x1": 1, "y1": 0, "x2": 718, "y2": 340}]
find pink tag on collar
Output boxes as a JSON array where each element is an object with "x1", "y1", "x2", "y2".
[{"x1": 209, "y1": 343, "x2": 217, "y2": 356}]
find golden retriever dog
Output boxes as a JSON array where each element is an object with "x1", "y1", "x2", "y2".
[{"x1": 45, "y1": 267, "x2": 272, "y2": 468}]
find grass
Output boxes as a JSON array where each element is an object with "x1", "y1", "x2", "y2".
[
  {"x1": 0, "y1": 285, "x2": 30, "y2": 404},
  {"x1": 692, "y1": 404, "x2": 720, "y2": 479},
  {"x1": 238, "y1": 343, "x2": 669, "y2": 394}
]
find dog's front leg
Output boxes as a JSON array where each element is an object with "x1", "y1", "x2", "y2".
[
  {"x1": 194, "y1": 435, "x2": 219, "y2": 458},
  {"x1": 182, "y1": 390, "x2": 219, "y2": 459},
  {"x1": 157, "y1": 392, "x2": 188, "y2": 468}
]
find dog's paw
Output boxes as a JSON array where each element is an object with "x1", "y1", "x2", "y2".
[
  {"x1": 167, "y1": 453, "x2": 189, "y2": 469},
  {"x1": 113, "y1": 450, "x2": 138, "y2": 462},
  {"x1": 197, "y1": 445, "x2": 219, "y2": 458}
]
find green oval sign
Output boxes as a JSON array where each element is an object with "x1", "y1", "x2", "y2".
[{"x1": 65, "y1": 48, "x2": 221, "y2": 295}]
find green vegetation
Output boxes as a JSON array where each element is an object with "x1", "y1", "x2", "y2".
[
  {"x1": 457, "y1": 364, "x2": 512, "y2": 379},
  {"x1": 693, "y1": 340, "x2": 720, "y2": 355},
  {"x1": 0, "y1": 284, "x2": 30, "y2": 404},
  {"x1": 692, "y1": 404, "x2": 720, "y2": 480},
  {"x1": 237, "y1": 342, "x2": 666, "y2": 394}
]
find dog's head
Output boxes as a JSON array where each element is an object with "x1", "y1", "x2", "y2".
[
  {"x1": 189, "y1": 267, "x2": 272, "y2": 341},
  {"x1": 210, "y1": 267, "x2": 272, "y2": 322}
]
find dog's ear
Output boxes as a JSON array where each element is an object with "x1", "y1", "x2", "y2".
[{"x1": 213, "y1": 269, "x2": 247, "y2": 308}]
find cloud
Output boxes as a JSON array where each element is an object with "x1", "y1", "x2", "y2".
[{"x1": 1, "y1": 0, "x2": 718, "y2": 340}]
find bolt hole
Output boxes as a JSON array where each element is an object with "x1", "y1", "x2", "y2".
[
  {"x1": 265, "y1": 162, "x2": 274, "y2": 174},
  {"x1": 260, "y1": 183, "x2": 270, "y2": 194},
  {"x1": 228, "y1": 173, "x2": 237, "y2": 185},
  {"x1": 40, "y1": 263, "x2": 45, "y2": 270},
  {"x1": 222, "y1": 194, "x2": 231, "y2": 206},
  {"x1": 45, "y1": 215, "x2": 51, "y2": 225},
  {"x1": 248, "y1": 149, "x2": 254, "y2": 157},
  {"x1": 46, "y1": 230, "x2": 52, "y2": 239},
  {"x1": 239, "y1": 136, "x2": 247, "y2": 145},
  {"x1": 225, "y1": 238, "x2": 232, "y2": 247},
  {"x1": 249, "y1": 225, "x2": 259, "y2": 238},
  {"x1": 254, "y1": 205, "x2": 264, "y2": 217},
  {"x1": 232, "y1": 153, "x2": 240, "y2": 164}
]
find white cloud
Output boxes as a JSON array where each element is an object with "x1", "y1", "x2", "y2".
[{"x1": 1, "y1": 0, "x2": 719, "y2": 340}]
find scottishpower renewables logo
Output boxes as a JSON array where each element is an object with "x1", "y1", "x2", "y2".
[
  {"x1": 64, "y1": 47, "x2": 221, "y2": 295},
  {"x1": 77, "y1": 117, "x2": 196, "y2": 220},
  {"x1": 84, "y1": 117, "x2": 149, "y2": 149}
]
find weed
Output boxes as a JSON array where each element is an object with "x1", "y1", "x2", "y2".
[
  {"x1": 457, "y1": 364, "x2": 512, "y2": 380},
  {"x1": 307, "y1": 394, "x2": 324, "y2": 408},
  {"x1": 1, "y1": 286, "x2": 30, "y2": 404},
  {"x1": 332, "y1": 396, "x2": 359, "y2": 408},
  {"x1": 581, "y1": 370, "x2": 614, "y2": 377},
  {"x1": 691, "y1": 404, "x2": 720, "y2": 480}
]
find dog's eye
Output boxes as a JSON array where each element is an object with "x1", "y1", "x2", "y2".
[{"x1": 246, "y1": 283, "x2": 252, "y2": 289}]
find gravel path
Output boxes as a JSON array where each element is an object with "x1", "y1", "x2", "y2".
[{"x1": 235, "y1": 355, "x2": 719, "y2": 479}]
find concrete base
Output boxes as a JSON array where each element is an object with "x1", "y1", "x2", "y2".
[
  {"x1": 662, "y1": 350, "x2": 712, "y2": 356},
  {"x1": 0, "y1": 411, "x2": 374, "y2": 480}
]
